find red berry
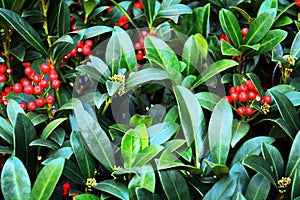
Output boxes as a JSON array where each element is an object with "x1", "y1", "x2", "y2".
[
  {"x1": 52, "y1": 79, "x2": 61, "y2": 88},
  {"x1": 237, "y1": 107, "x2": 245, "y2": 116},
  {"x1": 13, "y1": 83, "x2": 22, "y2": 94},
  {"x1": 134, "y1": 42, "x2": 143, "y2": 50},
  {"x1": 36, "y1": 98, "x2": 45, "y2": 107},
  {"x1": 296, "y1": 0, "x2": 300, "y2": 7},
  {"x1": 245, "y1": 106, "x2": 254, "y2": 116},
  {"x1": 28, "y1": 101, "x2": 36, "y2": 111},
  {"x1": 63, "y1": 183, "x2": 71, "y2": 190},
  {"x1": 19, "y1": 102, "x2": 26, "y2": 110},
  {"x1": 84, "y1": 40, "x2": 93, "y2": 47},
  {"x1": 248, "y1": 91, "x2": 257, "y2": 100},
  {"x1": 33, "y1": 74, "x2": 42, "y2": 84},
  {"x1": 241, "y1": 28, "x2": 248, "y2": 37},
  {"x1": 40, "y1": 79, "x2": 49, "y2": 88},
  {"x1": 82, "y1": 45, "x2": 91, "y2": 56},
  {"x1": 4, "y1": 87, "x2": 12, "y2": 94},
  {"x1": 239, "y1": 92, "x2": 248, "y2": 102},
  {"x1": 24, "y1": 67, "x2": 34, "y2": 76},
  {"x1": 77, "y1": 41, "x2": 84, "y2": 49},
  {"x1": 107, "y1": 5, "x2": 114, "y2": 13},
  {"x1": 49, "y1": 72, "x2": 58, "y2": 82},
  {"x1": 0, "y1": 74, "x2": 6, "y2": 82},
  {"x1": 46, "y1": 94, "x2": 55, "y2": 104},
  {"x1": 136, "y1": 51, "x2": 144, "y2": 61},
  {"x1": 22, "y1": 62, "x2": 31, "y2": 68},
  {"x1": 229, "y1": 87, "x2": 236, "y2": 95},
  {"x1": 0, "y1": 64, "x2": 7, "y2": 73},
  {"x1": 230, "y1": 92, "x2": 239, "y2": 102},
  {"x1": 134, "y1": 1, "x2": 143, "y2": 9},
  {"x1": 34, "y1": 86, "x2": 43, "y2": 95},
  {"x1": 263, "y1": 95, "x2": 272, "y2": 104},
  {"x1": 40, "y1": 63, "x2": 51, "y2": 74},
  {"x1": 21, "y1": 78, "x2": 31, "y2": 87},
  {"x1": 23, "y1": 85, "x2": 34, "y2": 95},
  {"x1": 223, "y1": 96, "x2": 232, "y2": 104},
  {"x1": 240, "y1": 84, "x2": 248, "y2": 93}
]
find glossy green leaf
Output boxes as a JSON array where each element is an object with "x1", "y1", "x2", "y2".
[
  {"x1": 130, "y1": 115, "x2": 152, "y2": 127},
  {"x1": 159, "y1": 169, "x2": 190, "y2": 200},
  {"x1": 14, "y1": 113, "x2": 37, "y2": 180},
  {"x1": 134, "y1": 124, "x2": 148, "y2": 150},
  {"x1": 174, "y1": 85, "x2": 206, "y2": 162},
  {"x1": 274, "y1": 15, "x2": 293, "y2": 27},
  {"x1": 156, "y1": 4, "x2": 192, "y2": 24},
  {"x1": 285, "y1": 92, "x2": 300, "y2": 107},
  {"x1": 246, "y1": 73, "x2": 264, "y2": 96},
  {"x1": 11, "y1": 0, "x2": 26, "y2": 14},
  {"x1": 0, "y1": 8, "x2": 47, "y2": 56},
  {"x1": 49, "y1": 128, "x2": 66, "y2": 146},
  {"x1": 74, "y1": 108, "x2": 115, "y2": 171},
  {"x1": 9, "y1": 46, "x2": 25, "y2": 61},
  {"x1": 141, "y1": 0, "x2": 156, "y2": 25},
  {"x1": 149, "y1": 104, "x2": 166, "y2": 124},
  {"x1": 31, "y1": 158, "x2": 65, "y2": 200},
  {"x1": 262, "y1": 118, "x2": 294, "y2": 140},
  {"x1": 94, "y1": 180, "x2": 129, "y2": 200},
  {"x1": 57, "y1": 0, "x2": 70, "y2": 36},
  {"x1": 245, "y1": 173, "x2": 270, "y2": 200},
  {"x1": 242, "y1": 155, "x2": 277, "y2": 186},
  {"x1": 229, "y1": 6, "x2": 254, "y2": 24},
  {"x1": 221, "y1": 40, "x2": 243, "y2": 56},
  {"x1": 133, "y1": 144, "x2": 163, "y2": 167},
  {"x1": 106, "y1": 80, "x2": 122, "y2": 96},
  {"x1": 286, "y1": 131, "x2": 300, "y2": 177},
  {"x1": 231, "y1": 119, "x2": 250, "y2": 148},
  {"x1": 219, "y1": 8, "x2": 242, "y2": 47},
  {"x1": 74, "y1": 194, "x2": 100, "y2": 200},
  {"x1": 121, "y1": 129, "x2": 141, "y2": 168},
  {"x1": 82, "y1": 0, "x2": 96, "y2": 17},
  {"x1": 195, "y1": 92, "x2": 221, "y2": 111},
  {"x1": 29, "y1": 139, "x2": 60, "y2": 150},
  {"x1": 71, "y1": 131, "x2": 96, "y2": 179},
  {"x1": 63, "y1": 159, "x2": 86, "y2": 186},
  {"x1": 257, "y1": 0, "x2": 278, "y2": 15},
  {"x1": 292, "y1": 169, "x2": 300, "y2": 199},
  {"x1": 208, "y1": 98, "x2": 233, "y2": 165},
  {"x1": 270, "y1": 90, "x2": 300, "y2": 136},
  {"x1": 1, "y1": 157, "x2": 31, "y2": 200},
  {"x1": 204, "y1": 160, "x2": 229, "y2": 178},
  {"x1": 148, "y1": 122, "x2": 179, "y2": 145},
  {"x1": 192, "y1": 59, "x2": 238, "y2": 89},
  {"x1": 231, "y1": 136, "x2": 275, "y2": 166},
  {"x1": 291, "y1": 31, "x2": 300, "y2": 60},
  {"x1": 244, "y1": 9, "x2": 276, "y2": 45},
  {"x1": 26, "y1": 112, "x2": 48, "y2": 126},
  {"x1": 83, "y1": 25, "x2": 113, "y2": 40},
  {"x1": 125, "y1": 68, "x2": 171, "y2": 92},
  {"x1": 41, "y1": 118, "x2": 68, "y2": 139},
  {"x1": 7, "y1": 99, "x2": 26, "y2": 126},
  {"x1": 42, "y1": 147, "x2": 73, "y2": 165},
  {"x1": 136, "y1": 188, "x2": 160, "y2": 200},
  {"x1": 0, "y1": 117, "x2": 13, "y2": 144}
]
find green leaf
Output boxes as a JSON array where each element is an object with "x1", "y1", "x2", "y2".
[
  {"x1": 257, "y1": 0, "x2": 278, "y2": 15},
  {"x1": 204, "y1": 160, "x2": 230, "y2": 178},
  {"x1": 1, "y1": 157, "x2": 31, "y2": 200},
  {"x1": 285, "y1": 92, "x2": 300, "y2": 107},
  {"x1": 261, "y1": 143, "x2": 284, "y2": 180},
  {"x1": 148, "y1": 122, "x2": 179, "y2": 145},
  {"x1": 158, "y1": 169, "x2": 190, "y2": 200},
  {"x1": 63, "y1": 159, "x2": 86, "y2": 186},
  {"x1": 14, "y1": 113, "x2": 37, "y2": 180},
  {"x1": 9, "y1": 46, "x2": 25, "y2": 61},
  {"x1": 274, "y1": 15, "x2": 293, "y2": 27},
  {"x1": 29, "y1": 139, "x2": 60, "y2": 150},
  {"x1": 286, "y1": 131, "x2": 300, "y2": 177},
  {"x1": 41, "y1": 118, "x2": 68, "y2": 139},
  {"x1": 74, "y1": 194, "x2": 100, "y2": 200},
  {"x1": 231, "y1": 136, "x2": 275, "y2": 166},
  {"x1": 57, "y1": 0, "x2": 70, "y2": 36},
  {"x1": 11, "y1": 0, "x2": 26, "y2": 14},
  {"x1": 245, "y1": 173, "x2": 270, "y2": 200},
  {"x1": 132, "y1": 144, "x2": 163, "y2": 167},
  {"x1": 192, "y1": 59, "x2": 238, "y2": 89},
  {"x1": 242, "y1": 155, "x2": 277, "y2": 186},
  {"x1": 125, "y1": 68, "x2": 171, "y2": 92},
  {"x1": 71, "y1": 131, "x2": 96, "y2": 179},
  {"x1": 219, "y1": 8, "x2": 242, "y2": 47},
  {"x1": 134, "y1": 124, "x2": 149, "y2": 150},
  {"x1": 244, "y1": 9, "x2": 276, "y2": 45},
  {"x1": 74, "y1": 108, "x2": 115, "y2": 171},
  {"x1": 221, "y1": 40, "x2": 243, "y2": 56},
  {"x1": 229, "y1": 6, "x2": 254, "y2": 24},
  {"x1": 0, "y1": 117, "x2": 13, "y2": 144},
  {"x1": 291, "y1": 31, "x2": 300, "y2": 60},
  {"x1": 136, "y1": 188, "x2": 160, "y2": 200},
  {"x1": 49, "y1": 128, "x2": 66, "y2": 146},
  {"x1": 208, "y1": 99, "x2": 233, "y2": 165},
  {"x1": 7, "y1": 99, "x2": 25, "y2": 126},
  {"x1": 121, "y1": 129, "x2": 141, "y2": 168},
  {"x1": 0, "y1": 8, "x2": 47, "y2": 56},
  {"x1": 292, "y1": 169, "x2": 300, "y2": 199},
  {"x1": 246, "y1": 73, "x2": 264, "y2": 96},
  {"x1": 106, "y1": 80, "x2": 122, "y2": 96},
  {"x1": 156, "y1": 4, "x2": 192, "y2": 24},
  {"x1": 94, "y1": 180, "x2": 129, "y2": 200},
  {"x1": 174, "y1": 85, "x2": 206, "y2": 162},
  {"x1": 42, "y1": 147, "x2": 73, "y2": 165},
  {"x1": 82, "y1": 0, "x2": 96, "y2": 17},
  {"x1": 31, "y1": 158, "x2": 65, "y2": 200},
  {"x1": 270, "y1": 90, "x2": 300, "y2": 136},
  {"x1": 130, "y1": 115, "x2": 152, "y2": 127},
  {"x1": 246, "y1": 29, "x2": 287, "y2": 57},
  {"x1": 260, "y1": 118, "x2": 294, "y2": 140},
  {"x1": 141, "y1": 0, "x2": 156, "y2": 25},
  {"x1": 231, "y1": 119, "x2": 250, "y2": 148},
  {"x1": 195, "y1": 92, "x2": 221, "y2": 111},
  {"x1": 26, "y1": 112, "x2": 48, "y2": 126},
  {"x1": 83, "y1": 25, "x2": 113, "y2": 40}
]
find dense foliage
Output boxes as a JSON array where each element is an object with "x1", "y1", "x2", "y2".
[{"x1": 0, "y1": 0, "x2": 300, "y2": 199}]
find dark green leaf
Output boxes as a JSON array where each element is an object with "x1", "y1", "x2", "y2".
[
  {"x1": 11, "y1": 0, "x2": 26, "y2": 14},
  {"x1": 57, "y1": 0, "x2": 70, "y2": 36},
  {"x1": 245, "y1": 173, "x2": 270, "y2": 200},
  {"x1": 133, "y1": 144, "x2": 163, "y2": 167},
  {"x1": 221, "y1": 40, "x2": 243, "y2": 56},
  {"x1": 41, "y1": 118, "x2": 68, "y2": 139},
  {"x1": 246, "y1": 73, "x2": 264, "y2": 96},
  {"x1": 274, "y1": 15, "x2": 293, "y2": 27},
  {"x1": 128, "y1": 165, "x2": 155, "y2": 195},
  {"x1": 292, "y1": 169, "x2": 300, "y2": 199},
  {"x1": 1, "y1": 157, "x2": 31, "y2": 200},
  {"x1": 94, "y1": 180, "x2": 129, "y2": 200},
  {"x1": 231, "y1": 119, "x2": 250, "y2": 148},
  {"x1": 29, "y1": 139, "x2": 60, "y2": 150},
  {"x1": 74, "y1": 194, "x2": 100, "y2": 200},
  {"x1": 83, "y1": 25, "x2": 113, "y2": 40},
  {"x1": 7, "y1": 99, "x2": 25, "y2": 126},
  {"x1": 141, "y1": 0, "x2": 156, "y2": 25},
  {"x1": 26, "y1": 112, "x2": 48, "y2": 126},
  {"x1": 136, "y1": 188, "x2": 160, "y2": 200},
  {"x1": 148, "y1": 122, "x2": 179, "y2": 145},
  {"x1": 149, "y1": 104, "x2": 166, "y2": 124},
  {"x1": 260, "y1": 118, "x2": 294, "y2": 140},
  {"x1": 208, "y1": 99, "x2": 233, "y2": 165},
  {"x1": 195, "y1": 92, "x2": 221, "y2": 111},
  {"x1": 9, "y1": 46, "x2": 25, "y2": 61},
  {"x1": 42, "y1": 147, "x2": 73, "y2": 165},
  {"x1": 203, "y1": 175, "x2": 236, "y2": 200},
  {"x1": 49, "y1": 128, "x2": 66, "y2": 146},
  {"x1": 286, "y1": 131, "x2": 300, "y2": 177},
  {"x1": 291, "y1": 31, "x2": 300, "y2": 60},
  {"x1": 204, "y1": 160, "x2": 230, "y2": 178},
  {"x1": 31, "y1": 158, "x2": 65, "y2": 200},
  {"x1": 63, "y1": 159, "x2": 86, "y2": 186},
  {"x1": 82, "y1": 0, "x2": 96, "y2": 17},
  {"x1": 257, "y1": 0, "x2": 278, "y2": 15},
  {"x1": 285, "y1": 92, "x2": 300, "y2": 107},
  {"x1": 0, "y1": 117, "x2": 13, "y2": 144},
  {"x1": 158, "y1": 169, "x2": 190, "y2": 200},
  {"x1": 156, "y1": 4, "x2": 192, "y2": 24}
]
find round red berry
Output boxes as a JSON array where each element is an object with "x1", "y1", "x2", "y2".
[
  {"x1": 24, "y1": 67, "x2": 34, "y2": 76},
  {"x1": 46, "y1": 94, "x2": 55, "y2": 104},
  {"x1": 0, "y1": 74, "x2": 6, "y2": 82},
  {"x1": 263, "y1": 95, "x2": 272, "y2": 104},
  {"x1": 223, "y1": 96, "x2": 232, "y2": 104},
  {"x1": 23, "y1": 85, "x2": 34, "y2": 95},
  {"x1": 4, "y1": 87, "x2": 12, "y2": 94},
  {"x1": 28, "y1": 101, "x2": 36, "y2": 111},
  {"x1": 248, "y1": 91, "x2": 257, "y2": 100},
  {"x1": 241, "y1": 28, "x2": 248, "y2": 36},
  {"x1": 136, "y1": 51, "x2": 144, "y2": 61},
  {"x1": 134, "y1": 42, "x2": 143, "y2": 50},
  {"x1": 36, "y1": 98, "x2": 45, "y2": 107},
  {"x1": 0, "y1": 64, "x2": 7, "y2": 73},
  {"x1": 63, "y1": 183, "x2": 71, "y2": 190},
  {"x1": 49, "y1": 72, "x2": 58, "y2": 82},
  {"x1": 237, "y1": 107, "x2": 245, "y2": 116},
  {"x1": 230, "y1": 92, "x2": 239, "y2": 102},
  {"x1": 82, "y1": 45, "x2": 91, "y2": 56},
  {"x1": 40, "y1": 63, "x2": 51, "y2": 74},
  {"x1": 240, "y1": 84, "x2": 248, "y2": 93},
  {"x1": 239, "y1": 92, "x2": 248, "y2": 102},
  {"x1": 21, "y1": 78, "x2": 31, "y2": 87},
  {"x1": 19, "y1": 102, "x2": 26, "y2": 110},
  {"x1": 52, "y1": 79, "x2": 61, "y2": 89},
  {"x1": 245, "y1": 106, "x2": 254, "y2": 116},
  {"x1": 40, "y1": 79, "x2": 49, "y2": 88},
  {"x1": 84, "y1": 40, "x2": 93, "y2": 47},
  {"x1": 33, "y1": 74, "x2": 42, "y2": 84},
  {"x1": 13, "y1": 83, "x2": 22, "y2": 94},
  {"x1": 34, "y1": 86, "x2": 43, "y2": 95},
  {"x1": 296, "y1": 0, "x2": 300, "y2": 7}
]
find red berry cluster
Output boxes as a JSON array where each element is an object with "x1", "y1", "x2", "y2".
[
  {"x1": 0, "y1": 63, "x2": 11, "y2": 82},
  {"x1": 0, "y1": 86, "x2": 13, "y2": 106},
  {"x1": 63, "y1": 40, "x2": 93, "y2": 61},
  {"x1": 134, "y1": 30, "x2": 157, "y2": 64},
  {"x1": 62, "y1": 183, "x2": 71, "y2": 196},
  {"x1": 223, "y1": 80, "x2": 272, "y2": 118},
  {"x1": 11, "y1": 62, "x2": 60, "y2": 111}
]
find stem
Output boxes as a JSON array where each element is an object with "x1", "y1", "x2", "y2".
[
  {"x1": 54, "y1": 88, "x2": 62, "y2": 108},
  {"x1": 41, "y1": 0, "x2": 52, "y2": 49},
  {"x1": 237, "y1": 56, "x2": 243, "y2": 74},
  {"x1": 1, "y1": 0, "x2": 5, "y2": 9},
  {"x1": 101, "y1": 97, "x2": 112, "y2": 115},
  {"x1": 244, "y1": 111, "x2": 260, "y2": 123},
  {"x1": 3, "y1": 34, "x2": 13, "y2": 85}
]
